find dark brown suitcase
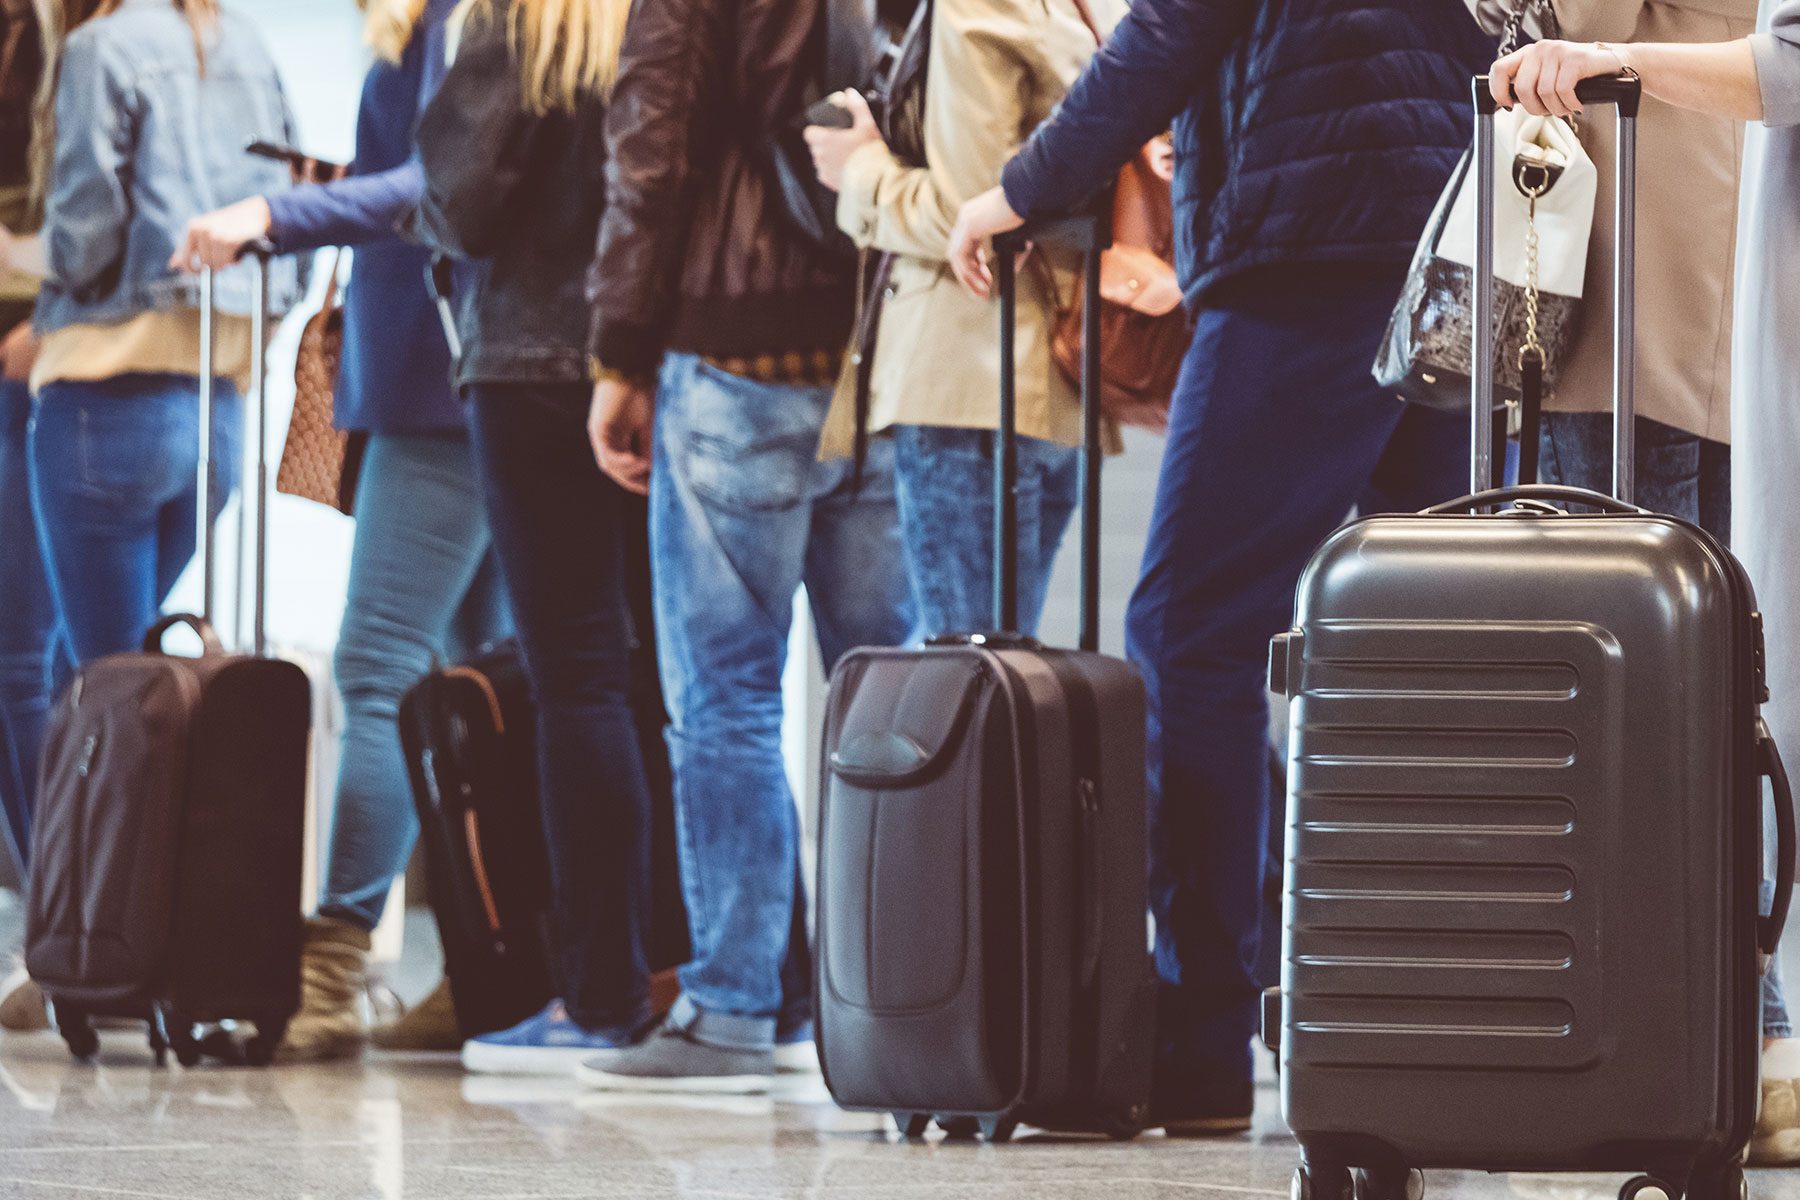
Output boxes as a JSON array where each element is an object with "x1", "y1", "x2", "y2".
[
  {"x1": 1268, "y1": 75, "x2": 1796, "y2": 1200},
  {"x1": 26, "y1": 254, "x2": 311, "y2": 1066},
  {"x1": 816, "y1": 213, "x2": 1155, "y2": 1141}
]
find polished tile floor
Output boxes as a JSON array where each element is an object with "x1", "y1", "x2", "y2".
[{"x1": 4, "y1": 891, "x2": 1800, "y2": 1200}]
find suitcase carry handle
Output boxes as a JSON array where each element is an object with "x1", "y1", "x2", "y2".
[
  {"x1": 1471, "y1": 71, "x2": 1640, "y2": 502},
  {"x1": 142, "y1": 613, "x2": 225, "y2": 657},
  {"x1": 995, "y1": 209, "x2": 1109, "y2": 653},
  {"x1": 1418, "y1": 485, "x2": 1648, "y2": 517},
  {"x1": 1759, "y1": 721, "x2": 1796, "y2": 963}
]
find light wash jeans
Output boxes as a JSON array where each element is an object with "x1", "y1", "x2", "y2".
[
  {"x1": 29, "y1": 374, "x2": 241, "y2": 669},
  {"x1": 0, "y1": 379, "x2": 70, "y2": 876},
  {"x1": 319, "y1": 431, "x2": 509, "y2": 931},
  {"x1": 651, "y1": 354, "x2": 913, "y2": 1050},
  {"x1": 891, "y1": 424, "x2": 1078, "y2": 640}
]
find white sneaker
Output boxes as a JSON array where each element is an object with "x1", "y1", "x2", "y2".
[{"x1": 773, "y1": 1037, "x2": 819, "y2": 1075}]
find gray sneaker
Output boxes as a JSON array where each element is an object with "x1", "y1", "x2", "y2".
[{"x1": 575, "y1": 1018, "x2": 773, "y2": 1095}]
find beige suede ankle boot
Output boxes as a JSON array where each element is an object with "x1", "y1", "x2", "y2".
[
  {"x1": 276, "y1": 916, "x2": 372, "y2": 1063},
  {"x1": 371, "y1": 978, "x2": 461, "y2": 1052}
]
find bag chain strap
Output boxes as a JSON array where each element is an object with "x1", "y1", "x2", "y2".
[{"x1": 1519, "y1": 181, "x2": 1546, "y2": 374}]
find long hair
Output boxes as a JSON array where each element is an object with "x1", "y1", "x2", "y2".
[
  {"x1": 359, "y1": 0, "x2": 426, "y2": 64},
  {"x1": 460, "y1": 0, "x2": 632, "y2": 114}
]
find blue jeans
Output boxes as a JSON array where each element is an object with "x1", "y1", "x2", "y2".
[
  {"x1": 1540, "y1": 411, "x2": 1791, "y2": 1038},
  {"x1": 320, "y1": 431, "x2": 509, "y2": 932},
  {"x1": 653, "y1": 354, "x2": 913, "y2": 1049},
  {"x1": 892, "y1": 424, "x2": 1078, "y2": 639},
  {"x1": 1125, "y1": 264, "x2": 1466, "y2": 1105},
  {"x1": 0, "y1": 379, "x2": 71, "y2": 875},
  {"x1": 29, "y1": 373, "x2": 241, "y2": 665},
  {"x1": 467, "y1": 382, "x2": 656, "y2": 1030}
]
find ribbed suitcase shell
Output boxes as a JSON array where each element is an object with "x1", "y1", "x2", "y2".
[
  {"x1": 816, "y1": 642, "x2": 1155, "y2": 1139},
  {"x1": 1272, "y1": 510, "x2": 1764, "y2": 1182}
]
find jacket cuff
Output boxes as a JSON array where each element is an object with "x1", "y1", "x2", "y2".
[
  {"x1": 588, "y1": 313, "x2": 665, "y2": 382},
  {"x1": 1752, "y1": 31, "x2": 1800, "y2": 129},
  {"x1": 835, "y1": 141, "x2": 893, "y2": 245},
  {"x1": 262, "y1": 191, "x2": 297, "y2": 256},
  {"x1": 1000, "y1": 152, "x2": 1046, "y2": 222}
]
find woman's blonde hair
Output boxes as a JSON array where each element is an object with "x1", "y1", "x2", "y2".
[
  {"x1": 359, "y1": 0, "x2": 426, "y2": 64},
  {"x1": 459, "y1": 0, "x2": 632, "y2": 114}
]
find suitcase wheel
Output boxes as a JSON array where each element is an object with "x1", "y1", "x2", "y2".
[
  {"x1": 1352, "y1": 1167, "x2": 1423, "y2": 1200},
  {"x1": 891, "y1": 1113, "x2": 931, "y2": 1140},
  {"x1": 244, "y1": 1020, "x2": 286, "y2": 1068},
  {"x1": 977, "y1": 1116, "x2": 1017, "y2": 1143},
  {"x1": 1293, "y1": 1165, "x2": 1352, "y2": 1200},
  {"x1": 1617, "y1": 1178, "x2": 1677, "y2": 1200},
  {"x1": 937, "y1": 1116, "x2": 980, "y2": 1140},
  {"x1": 1101, "y1": 1104, "x2": 1148, "y2": 1142},
  {"x1": 54, "y1": 1005, "x2": 98, "y2": 1062},
  {"x1": 1677, "y1": 1165, "x2": 1744, "y2": 1200}
]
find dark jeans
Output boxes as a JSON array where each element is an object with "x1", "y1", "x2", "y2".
[
  {"x1": 467, "y1": 381, "x2": 659, "y2": 1031},
  {"x1": 1125, "y1": 264, "x2": 1466, "y2": 1105},
  {"x1": 0, "y1": 379, "x2": 70, "y2": 875},
  {"x1": 28, "y1": 373, "x2": 241, "y2": 668},
  {"x1": 1538, "y1": 411, "x2": 1730, "y2": 537}
]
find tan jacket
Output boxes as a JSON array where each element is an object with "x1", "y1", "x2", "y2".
[
  {"x1": 818, "y1": 0, "x2": 1116, "y2": 458},
  {"x1": 1549, "y1": 0, "x2": 1754, "y2": 442}
]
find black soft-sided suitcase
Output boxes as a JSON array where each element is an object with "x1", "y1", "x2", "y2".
[
  {"x1": 1268, "y1": 76, "x2": 1796, "y2": 1200},
  {"x1": 817, "y1": 214, "x2": 1155, "y2": 1142},
  {"x1": 401, "y1": 502, "x2": 688, "y2": 1039},
  {"x1": 26, "y1": 256, "x2": 311, "y2": 1066}
]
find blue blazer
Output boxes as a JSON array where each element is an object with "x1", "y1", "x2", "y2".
[{"x1": 264, "y1": 0, "x2": 457, "y2": 434}]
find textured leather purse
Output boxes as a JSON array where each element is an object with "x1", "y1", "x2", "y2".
[
  {"x1": 1051, "y1": 0, "x2": 1186, "y2": 433},
  {"x1": 276, "y1": 252, "x2": 362, "y2": 516},
  {"x1": 1373, "y1": 0, "x2": 1595, "y2": 444}
]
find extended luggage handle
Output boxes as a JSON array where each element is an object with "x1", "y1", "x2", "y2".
[
  {"x1": 197, "y1": 237, "x2": 278, "y2": 657},
  {"x1": 1760, "y1": 721, "x2": 1796, "y2": 966},
  {"x1": 1470, "y1": 70, "x2": 1639, "y2": 502},
  {"x1": 1419, "y1": 484, "x2": 1649, "y2": 517},
  {"x1": 142, "y1": 613, "x2": 225, "y2": 657},
  {"x1": 995, "y1": 208, "x2": 1110, "y2": 653}
]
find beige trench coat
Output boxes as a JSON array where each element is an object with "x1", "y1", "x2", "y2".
[
  {"x1": 817, "y1": 0, "x2": 1119, "y2": 459},
  {"x1": 1550, "y1": 0, "x2": 1755, "y2": 443}
]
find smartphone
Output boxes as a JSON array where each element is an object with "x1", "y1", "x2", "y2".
[
  {"x1": 246, "y1": 139, "x2": 346, "y2": 183},
  {"x1": 797, "y1": 96, "x2": 856, "y2": 131},
  {"x1": 245, "y1": 139, "x2": 310, "y2": 167}
]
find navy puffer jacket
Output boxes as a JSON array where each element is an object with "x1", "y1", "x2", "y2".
[{"x1": 1001, "y1": 0, "x2": 1496, "y2": 311}]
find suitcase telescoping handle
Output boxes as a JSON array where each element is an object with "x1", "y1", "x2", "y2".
[
  {"x1": 994, "y1": 211, "x2": 1109, "y2": 653},
  {"x1": 1760, "y1": 720, "x2": 1797, "y2": 967},
  {"x1": 197, "y1": 236, "x2": 277, "y2": 656},
  {"x1": 1471, "y1": 71, "x2": 1640, "y2": 503}
]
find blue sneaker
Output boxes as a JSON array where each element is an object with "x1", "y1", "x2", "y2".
[{"x1": 460, "y1": 1002, "x2": 640, "y2": 1076}]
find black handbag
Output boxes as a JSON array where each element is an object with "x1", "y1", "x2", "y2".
[{"x1": 765, "y1": 0, "x2": 912, "y2": 258}]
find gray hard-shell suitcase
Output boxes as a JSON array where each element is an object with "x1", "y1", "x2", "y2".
[
  {"x1": 26, "y1": 255, "x2": 311, "y2": 1066},
  {"x1": 1267, "y1": 75, "x2": 1797, "y2": 1200},
  {"x1": 815, "y1": 214, "x2": 1156, "y2": 1142}
]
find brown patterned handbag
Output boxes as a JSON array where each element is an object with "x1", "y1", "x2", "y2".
[
  {"x1": 1051, "y1": 0, "x2": 1187, "y2": 433},
  {"x1": 276, "y1": 252, "x2": 363, "y2": 515}
]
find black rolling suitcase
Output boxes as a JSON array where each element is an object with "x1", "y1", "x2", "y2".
[
  {"x1": 401, "y1": 500, "x2": 687, "y2": 1039},
  {"x1": 1268, "y1": 75, "x2": 1797, "y2": 1200},
  {"x1": 26, "y1": 256, "x2": 311, "y2": 1066},
  {"x1": 816, "y1": 213, "x2": 1155, "y2": 1142}
]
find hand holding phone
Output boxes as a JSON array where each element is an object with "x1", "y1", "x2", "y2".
[{"x1": 246, "y1": 140, "x2": 347, "y2": 186}]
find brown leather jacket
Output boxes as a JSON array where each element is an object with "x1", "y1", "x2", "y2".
[{"x1": 587, "y1": 0, "x2": 854, "y2": 379}]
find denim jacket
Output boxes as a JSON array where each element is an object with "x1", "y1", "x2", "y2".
[{"x1": 34, "y1": 0, "x2": 303, "y2": 335}]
